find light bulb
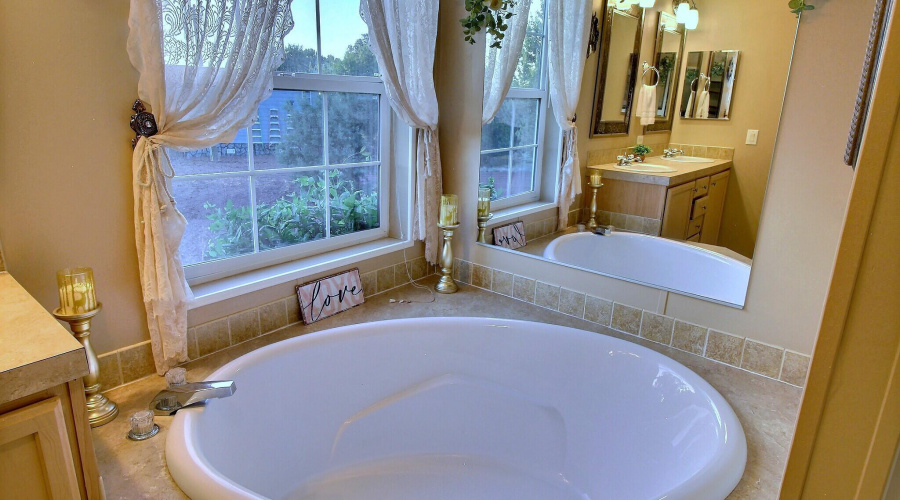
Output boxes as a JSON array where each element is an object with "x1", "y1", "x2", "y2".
[
  {"x1": 639, "y1": 0, "x2": 655, "y2": 7},
  {"x1": 675, "y1": 2, "x2": 690, "y2": 23},
  {"x1": 685, "y1": 9, "x2": 699, "y2": 30}
]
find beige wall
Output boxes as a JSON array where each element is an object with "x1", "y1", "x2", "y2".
[
  {"x1": 0, "y1": 1, "x2": 148, "y2": 355},
  {"x1": 669, "y1": 0, "x2": 798, "y2": 258},
  {"x1": 444, "y1": 0, "x2": 870, "y2": 355}
]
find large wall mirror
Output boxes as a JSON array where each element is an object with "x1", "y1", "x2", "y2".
[
  {"x1": 476, "y1": 1, "x2": 799, "y2": 308},
  {"x1": 590, "y1": 3, "x2": 644, "y2": 136}
]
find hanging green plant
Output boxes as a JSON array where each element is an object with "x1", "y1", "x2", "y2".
[
  {"x1": 788, "y1": 0, "x2": 815, "y2": 17},
  {"x1": 461, "y1": 0, "x2": 517, "y2": 49}
]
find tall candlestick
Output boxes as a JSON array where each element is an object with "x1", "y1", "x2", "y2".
[{"x1": 440, "y1": 194, "x2": 459, "y2": 226}]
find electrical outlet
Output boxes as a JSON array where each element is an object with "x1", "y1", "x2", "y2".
[
  {"x1": 636, "y1": 135, "x2": 644, "y2": 145},
  {"x1": 746, "y1": 129, "x2": 759, "y2": 145}
]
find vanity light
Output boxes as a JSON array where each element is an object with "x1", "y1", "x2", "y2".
[
  {"x1": 685, "y1": 9, "x2": 699, "y2": 30},
  {"x1": 639, "y1": 0, "x2": 655, "y2": 8},
  {"x1": 675, "y1": 2, "x2": 690, "y2": 23}
]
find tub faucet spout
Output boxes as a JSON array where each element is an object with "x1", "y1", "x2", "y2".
[
  {"x1": 593, "y1": 225, "x2": 613, "y2": 236},
  {"x1": 150, "y1": 381, "x2": 236, "y2": 416}
]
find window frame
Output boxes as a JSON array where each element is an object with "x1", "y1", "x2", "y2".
[
  {"x1": 481, "y1": 3, "x2": 551, "y2": 212},
  {"x1": 180, "y1": 73, "x2": 392, "y2": 286}
]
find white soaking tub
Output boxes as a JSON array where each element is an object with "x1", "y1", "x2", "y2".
[
  {"x1": 166, "y1": 317, "x2": 746, "y2": 500},
  {"x1": 543, "y1": 231, "x2": 752, "y2": 306}
]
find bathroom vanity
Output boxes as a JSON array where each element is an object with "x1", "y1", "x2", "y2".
[
  {"x1": 0, "y1": 272, "x2": 101, "y2": 500},
  {"x1": 589, "y1": 156, "x2": 732, "y2": 244}
]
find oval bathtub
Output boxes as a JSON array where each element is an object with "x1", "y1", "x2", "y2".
[
  {"x1": 167, "y1": 317, "x2": 746, "y2": 500},
  {"x1": 543, "y1": 232, "x2": 752, "y2": 306}
]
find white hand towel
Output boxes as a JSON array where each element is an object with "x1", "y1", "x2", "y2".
[
  {"x1": 697, "y1": 90, "x2": 710, "y2": 119},
  {"x1": 634, "y1": 85, "x2": 656, "y2": 126},
  {"x1": 685, "y1": 89, "x2": 695, "y2": 118}
]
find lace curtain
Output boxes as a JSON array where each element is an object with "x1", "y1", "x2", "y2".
[
  {"x1": 360, "y1": 0, "x2": 442, "y2": 264},
  {"x1": 482, "y1": 0, "x2": 533, "y2": 124},
  {"x1": 127, "y1": 0, "x2": 294, "y2": 374},
  {"x1": 547, "y1": 0, "x2": 591, "y2": 230}
]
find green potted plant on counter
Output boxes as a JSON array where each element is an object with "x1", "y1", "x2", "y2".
[{"x1": 633, "y1": 144, "x2": 652, "y2": 162}]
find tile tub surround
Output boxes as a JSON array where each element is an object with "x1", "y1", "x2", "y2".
[
  {"x1": 92, "y1": 276, "x2": 803, "y2": 500},
  {"x1": 454, "y1": 258, "x2": 811, "y2": 389},
  {"x1": 482, "y1": 208, "x2": 582, "y2": 246},
  {"x1": 96, "y1": 256, "x2": 436, "y2": 392}
]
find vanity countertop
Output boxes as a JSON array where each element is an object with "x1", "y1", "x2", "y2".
[
  {"x1": 588, "y1": 156, "x2": 732, "y2": 186},
  {"x1": 0, "y1": 272, "x2": 88, "y2": 404}
]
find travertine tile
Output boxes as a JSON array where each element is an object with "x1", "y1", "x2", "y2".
[
  {"x1": 567, "y1": 210, "x2": 577, "y2": 227},
  {"x1": 394, "y1": 263, "x2": 411, "y2": 286},
  {"x1": 408, "y1": 257, "x2": 427, "y2": 280},
  {"x1": 454, "y1": 259, "x2": 472, "y2": 284},
  {"x1": 472, "y1": 264, "x2": 492, "y2": 289},
  {"x1": 525, "y1": 222, "x2": 539, "y2": 239},
  {"x1": 672, "y1": 321, "x2": 708, "y2": 355},
  {"x1": 513, "y1": 275, "x2": 536, "y2": 303},
  {"x1": 558, "y1": 288, "x2": 586, "y2": 317},
  {"x1": 542, "y1": 218, "x2": 555, "y2": 236},
  {"x1": 534, "y1": 281, "x2": 560, "y2": 310},
  {"x1": 186, "y1": 327, "x2": 199, "y2": 360},
  {"x1": 611, "y1": 303, "x2": 641, "y2": 335},
  {"x1": 259, "y1": 301, "x2": 287, "y2": 334},
  {"x1": 361, "y1": 271, "x2": 377, "y2": 298},
  {"x1": 706, "y1": 330, "x2": 745, "y2": 367},
  {"x1": 742, "y1": 340, "x2": 785, "y2": 379},
  {"x1": 491, "y1": 270, "x2": 513, "y2": 296},
  {"x1": 584, "y1": 295, "x2": 612, "y2": 326},
  {"x1": 97, "y1": 352, "x2": 122, "y2": 391},
  {"x1": 119, "y1": 342, "x2": 155, "y2": 383},
  {"x1": 196, "y1": 318, "x2": 230, "y2": 357},
  {"x1": 597, "y1": 210, "x2": 611, "y2": 226},
  {"x1": 640, "y1": 312, "x2": 674, "y2": 345},
  {"x1": 625, "y1": 215, "x2": 644, "y2": 232},
  {"x1": 643, "y1": 218, "x2": 661, "y2": 236},
  {"x1": 587, "y1": 150, "x2": 602, "y2": 165},
  {"x1": 780, "y1": 351, "x2": 811, "y2": 387},
  {"x1": 284, "y1": 296, "x2": 301, "y2": 324},
  {"x1": 377, "y1": 266, "x2": 396, "y2": 293},
  {"x1": 229, "y1": 309, "x2": 261, "y2": 344},
  {"x1": 693, "y1": 145, "x2": 708, "y2": 158},
  {"x1": 610, "y1": 212, "x2": 627, "y2": 228}
]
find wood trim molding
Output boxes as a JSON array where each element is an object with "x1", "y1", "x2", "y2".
[{"x1": 781, "y1": 3, "x2": 900, "y2": 497}]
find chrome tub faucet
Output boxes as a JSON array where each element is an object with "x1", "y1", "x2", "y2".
[{"x1": 150, "y1": 380, "x2": 236, "y2": 416}]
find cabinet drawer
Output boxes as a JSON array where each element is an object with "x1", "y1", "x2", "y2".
[
  {"x1": 686, "y1": 215, "x2": 704, "y2": 238},
  {"x1": 692, "y1": 196, "x2": 709, "y2": 218},
  {"x1": 692, "y1": 176, "x2": 710, "y2": 197}
]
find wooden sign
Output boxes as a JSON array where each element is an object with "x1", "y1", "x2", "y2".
[
  {"x1": 296, "y1": 268, "x2": 365, "y2": 324},
  {"x1": 492, "y1": 221, "x2": 527, "y2": 250}
]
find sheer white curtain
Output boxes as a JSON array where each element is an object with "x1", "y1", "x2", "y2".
[
  {"x1": 482, "y1": 0, "x2": 533, "y2": 124},
  {"x1": 547, "y1": 0, "x2": 591, "y2": 230},
  {"x1": 127, "y1": 0, "x2": 294, "y2": 374},
  {"x1": 360, "y1": 0, "x2": 442, "y2": 264}
]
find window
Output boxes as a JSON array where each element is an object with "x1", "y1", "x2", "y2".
[
  {"x1": 171, "y1": 0, "x2": 390, "y2": 283},
  {"x1": 480, "y1": 0, "x2": 549, "y2": 210}
]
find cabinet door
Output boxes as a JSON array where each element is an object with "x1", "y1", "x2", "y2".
[
  {"x1": 700, "y1": 170, "x2": 731, "y2": 244},
  {"x1": 0, "y1": 397, "x2": 80, "y2": 500},
  {"x1": 661, "y1": 181, "x2": 696, "y2": 240}
]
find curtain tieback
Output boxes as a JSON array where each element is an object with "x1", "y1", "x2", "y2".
[{"x1": 130, "y1": 99, "x2": 159, "y2": 149}]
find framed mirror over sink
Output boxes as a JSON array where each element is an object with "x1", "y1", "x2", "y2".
[{"x1": 474, "y1": 0, "x2": 800, "y2": 308}]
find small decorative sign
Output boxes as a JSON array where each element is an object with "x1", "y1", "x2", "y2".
[
  {"x1": 296, "y1": 268, "x2": 365, "y2": 324},
  {"x1": 492, "y1": 221, "x2": 527, "y2": 250}
]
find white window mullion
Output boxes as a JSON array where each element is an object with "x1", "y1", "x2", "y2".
[
  {"x1": 322, "y1": 92, "x2": 331, "y2": 239},
  {"x1": 247, "y1": 127, "x2": 260, "y2": 254}
]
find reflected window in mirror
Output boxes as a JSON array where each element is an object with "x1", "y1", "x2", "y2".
[
  {"x1": 590, "y1": 3, "x2": 644, "y2": 136},
  {"x1": 480, "y1": 0, "x2": 549, "y2": 210}
]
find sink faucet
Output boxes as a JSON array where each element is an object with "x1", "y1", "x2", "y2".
[
  {"x1": 149, "y1": 380, "x2": 236, "y2": 415},
  {"x1": 662, "y1": 148, "x2": 684, "y2": 158},
  {"x1": 616, "y1": 155, "x2": 636, "y2": 166}
]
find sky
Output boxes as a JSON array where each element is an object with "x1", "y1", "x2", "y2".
[{"x1": 282, "y1": 0, "x2": 369, "y2": 58}]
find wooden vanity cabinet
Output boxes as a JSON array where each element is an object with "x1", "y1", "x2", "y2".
[
  {"x1": 656, "y1": 170, "x2": 730, "y2": 243},
  {"x1": 661, "y1": 182, "x2": 696, "y2": 239},
  {"x1": 700, "y1": 170, "x2": 731, "y2": 244}
]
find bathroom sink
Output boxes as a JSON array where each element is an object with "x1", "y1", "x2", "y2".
[
  {"x1": 614, "y1": 163, "x2": 677, "y2": 173},
  {"x1": 663, "y1": 156, "x2": 715, "y2": 163}
]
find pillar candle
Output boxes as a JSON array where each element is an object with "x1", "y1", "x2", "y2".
[
  {"x1": 440, "y1": 194, "x2": 459, "y2": 226},
  {"x1": 590, "y1": 171, "x2": 603, "y2": 187},
  {"x1": 477, "y1": 187, "x2": 491, "y2": 218},
  {"x1": 57, "y1": 267, "x2": 97, "y2": 315}
]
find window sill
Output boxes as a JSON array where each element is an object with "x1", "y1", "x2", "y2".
[
  {"x1": 188, "y1": 237, "x2": 413, "y2": 309},
  {"x1": 489, "y1": 201, "x2": 558, "y2": 226}
]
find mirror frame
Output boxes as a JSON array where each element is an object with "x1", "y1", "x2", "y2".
[
  {"x1": 644, "y1": 12, "x2": 686, "y2": 133},
  {"x1": 589, "y1": 3, "x2": 644, "y2": 136}
]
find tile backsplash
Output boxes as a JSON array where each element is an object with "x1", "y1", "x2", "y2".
[{"x1": 453, "y1": 258, "x2": 811, "y2": 388}]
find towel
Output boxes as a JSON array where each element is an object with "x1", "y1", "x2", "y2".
[
  {"x1": 634, "y1": 84, "x2": 657, "y2": 126},
  {"x1": 697, "y1": 90, "x2": 710, "y2": 119},
  {"x1": 685, "y1": 89, "x2": 696, "y2": 118}
]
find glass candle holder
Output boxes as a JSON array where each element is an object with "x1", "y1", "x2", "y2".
[
  {"x1": 440, "y1": 194, "x2": 459, "y2": 226},
  {"x1": 57, "y1": 267, "x2": 97, "y2": 315},
  {"x1": 477, "y1": 187, "x2": 492, "y2": 218},
  {"x1": 590, "y1": 171, "x2": 603, "y2": 187}
]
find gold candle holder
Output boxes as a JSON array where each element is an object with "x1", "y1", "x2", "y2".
[
  {"x1": 477, "y1": 213, "x2": 494, "y2": 243},
  {"x1": 587, "y1": 180, "x2": 604, "y2": 230},
  {"x1": 52, "y1": 303, "x2": 119, "y2": 427},
  {"x1": 436, "y1": 223, "x2": 460, "y2": 294}
]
